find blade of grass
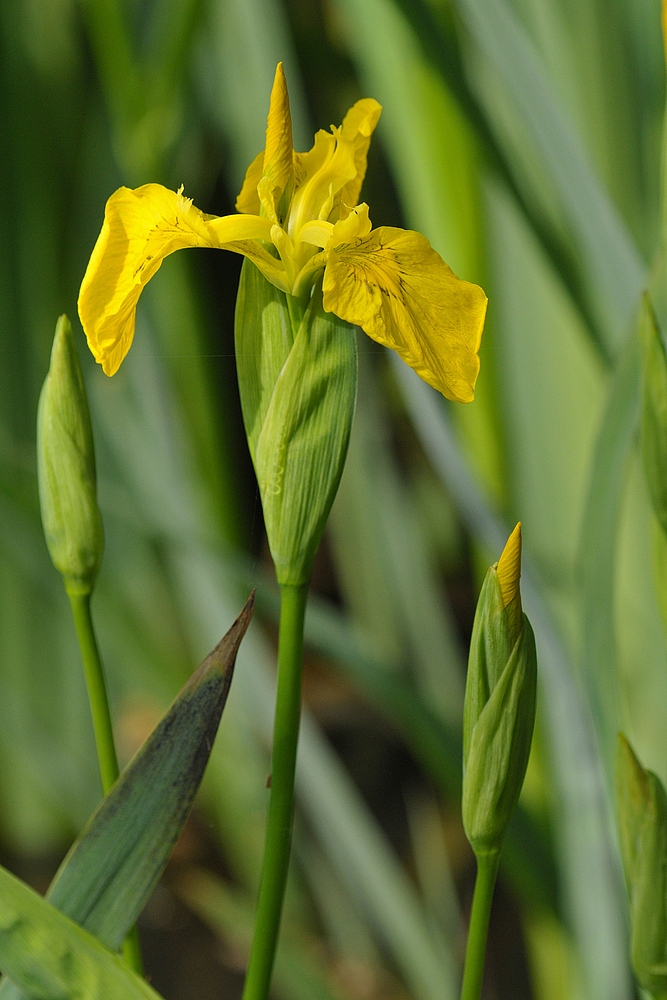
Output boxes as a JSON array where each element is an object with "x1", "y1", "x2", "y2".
[
  {"x1": 180, "y1": 869, "x2": 346, "y2": 1000},
  {"x1": 579, "y1": 328, "x2": 641, "y2": 769},
  {"x1": 383, "y1": 0, "x2": 646, "y2": 358}
]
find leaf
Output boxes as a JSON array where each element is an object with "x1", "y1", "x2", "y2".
[
  {"x1": 579, "y1": 330, "x2": 641, "y2": 769},
  {"x1": 452, "y1": 0, "x2": 645, "y2": 355},
  {"x1": 0, "y1": 862, "x2": 162, "y2": 1000},
  {"x1": 640, "y1": 296, "x2": 667, "y2": 536},
  {"x1": 0, "y1": 594, "x2": 254, "y2": 1000}
]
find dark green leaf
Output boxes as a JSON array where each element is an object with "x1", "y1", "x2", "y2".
[{"x1": 0, "y1": 594, "x2": 254, "y2": 999}]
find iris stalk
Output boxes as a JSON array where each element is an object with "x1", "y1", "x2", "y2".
[
  {"x1": 242, "y1": 583, "x2": 308, "y2": 1000},
  {"x1": 67, "y1": 589, "x2": 144, "y2": 976},
  {"x1": 459, "y1": 852, "x2": 500, "y2": 1000}
]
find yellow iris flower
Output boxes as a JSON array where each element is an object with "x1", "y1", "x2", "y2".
[{"x1": 78, "y1": 63, "x2": 487, "y2": 401}]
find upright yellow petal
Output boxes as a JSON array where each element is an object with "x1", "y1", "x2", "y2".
[
  {"x1": 323, "y1": 227, "x2": 487, "y2": 402},
  {"x1": 496, "y1": 523, "x2": 522, "y2": 607},
  {"x1": 78, "y1": 184, "x2": 273, "y2": 376},
  {"x1": 338, "y1": 99, "x2": 382, "y2": 217},
  {"x1": 235, "y1": 64, "x2": 294, "y2": 218},
  {"x1": 263, "y1": 62, "x2": 294, "y2": 214}
]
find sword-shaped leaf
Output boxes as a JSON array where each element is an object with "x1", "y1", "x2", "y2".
[
  {"x1": 0, "y1": 863, "x2": 163, "y2": 1000},
  {"x1": 0, "y1": 593, "x2": 254, "y2": 998}
]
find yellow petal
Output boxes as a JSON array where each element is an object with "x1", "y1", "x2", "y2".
[
  {"x1": 235, "y1": 64, "x2": 294, "y2": 219},
  {"x1": 261, "y1": 62, "x2": 294, "y2": 219},
  {"x1": 236, "y1": 150, "x2": 264, "y2": 215},
  {"x1": 496, "y1": 523, "x2": 522, "y2": 607},
  {"x1": 327, "y1": 203, "x2": 372, "y2": 245},
  {"x1": 338, "y1": 99, "x2": 382, "y2": 218},
  {"x1": 78, "y1": 184, "x2": 274, "y2": 376},
  {"x1": 322, "y1": 227, "x2": 487, "y2": 402}
]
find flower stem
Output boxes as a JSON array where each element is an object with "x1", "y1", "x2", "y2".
[
  {"x1": 242, "y1": 582, "x2": 308, "y2": 1000},
  {"x1": 460, "y1": 851, "x2": 500, "y2": 1000},
  {"x1": 67, "y1": 589, "x2": 144, "y2": 976}
]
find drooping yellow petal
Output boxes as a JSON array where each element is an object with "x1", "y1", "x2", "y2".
[
  {"x1": 496, "y1": 523, "x2": 522, "y2": 607},
  {"x1": 338, "y1": 99, "x2": 382, "y2": 218},
  {"x1": 322, "y1": 226, "x2": 487, "y2": 402},
  {"x1": 78, "y1": 184, "x2": 274, "y2": 376}
]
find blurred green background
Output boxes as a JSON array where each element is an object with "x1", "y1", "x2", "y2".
[{"x1": 0, "y1": 0, "x2": 664, "y2": 997}]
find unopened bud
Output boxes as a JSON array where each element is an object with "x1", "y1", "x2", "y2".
[
  {"x1": 462, "y1": 525, "x2": 537, "y2": 856},
  {"x1": 616, "y1": 734, "x2": 667, "y2": 995},
  {"x1": 37, "y1": 315, "x2": 104, "y2": 595}
]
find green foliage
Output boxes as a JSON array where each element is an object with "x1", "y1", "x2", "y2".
[
  {"x1": 2, "y1": 0, "x2": 667, "y2": 996},
  {"x1": 0, "y1": 595, "x2": 253, "y2": 999},
  {"x1": 641, "y1": 295, "x2": 667, "y2": 538},
  {"x1": 36, "y1": 316, "x2": 104, "y2": 596},
  {"x1": 617, "y1": 735, "x2": 667, "y2": 995},
  {"x1": 0, "y1": 862, "x2": 162, "y2": 1000}
]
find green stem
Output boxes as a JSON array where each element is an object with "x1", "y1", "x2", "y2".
[
  {"x1": 460, "y1": 851, "x2": 500, "y2": 1000},
  {"x1": 67, "y1": 589, "x2": 144, "y2": 977},
  {"x1": 68, "y1": 591, "x2": 120, "y2": 794},
  {"x1": 242, "y1": 582, "x2": 308, "y2": 1000}
]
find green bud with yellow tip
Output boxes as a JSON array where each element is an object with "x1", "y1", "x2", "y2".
[
  {"x1": 617, "y1": 734, "x2": 667, "y2": 997},
  {"x1": 640, "y1": 293, "x2": 667, "y2": 539},
  {"x1": 462, "y1": 524, "x2": 537, "y2": 856},
  {"x1": 37, "y1": 315, "x2": 104, "y2": 596}
]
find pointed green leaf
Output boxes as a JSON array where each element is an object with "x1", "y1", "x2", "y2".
[
  {"x1": 0, "y1": 594, "x2": 254, "y2": 1000},
  {"x1": 0, "y1": 862, "x2": 163, "y2": 1000}
]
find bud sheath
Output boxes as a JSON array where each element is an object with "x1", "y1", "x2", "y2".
[{"x1": 235, "y1": 263, "x2": 357, "y2": 585}]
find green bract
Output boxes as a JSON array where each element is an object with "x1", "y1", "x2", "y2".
[
  {"x1": 235, "y1": 261, "x2": 357, "y2": 586},
  {"x1": 37, "y1": 315, "x2": 104, "y2": 595},
  {"x1": 462, "y1": 567, "x2": 537, "y2": 856},
  {"x1": 616, "y1": 735, "x2": 667, "y2": 995},
  {"x1": 640, "y1": 294, "x2": 667, "y2": 539}
]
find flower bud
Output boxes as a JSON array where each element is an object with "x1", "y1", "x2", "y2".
[
  {"x1": 37, "y1": 315, "x2": 104, "y2": 595},
  {"x1": 616, "y1": 734, "x2": 667, "y2": 995},
  {"x1": 462, "y1": 525, "x2": 537, "y2": 856},
  {"x1": 235, "y1": 263, "x2": 357, "y2": 586},
  {"x1": 640, "y1": 293, "x2": 667, "y2": 537}
]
